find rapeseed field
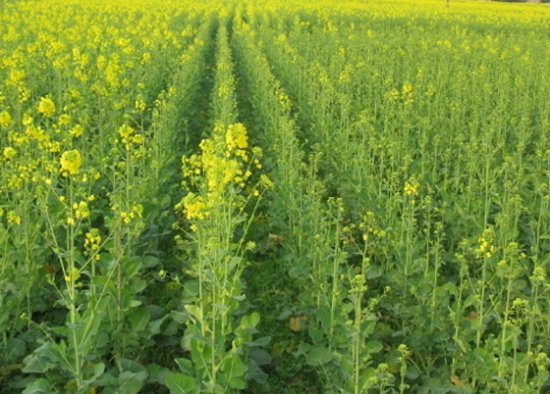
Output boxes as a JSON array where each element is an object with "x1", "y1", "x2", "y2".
[{"x1": 1, "y1": 0, "x2": 550, "y2": 392}]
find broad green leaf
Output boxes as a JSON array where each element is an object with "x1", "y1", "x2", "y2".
[
  {"x1": 185, "y1": 305, "x2": 204, "y2": 325},
  {"x1": 122, "y1": 256, "x2": 143, "y2": 279},
  {"x1": 239, "y1": 312, "x2": 260, "y2": 331},
  {"x1": 249, "y1": 347, "x2": 272, "y2": 366},
  {"x1": 3, "y1": 338, "x2": 26, "y2": 362},
  {"x1": 22, "y1": 342, "x2": 63, "y2": 373},
  {"x1": 148, "y1": 314, "x2": 170, "y2": 335},
  {"x1": 246, "y1": 359, "x2": 269, "y2": 384},
  {"x1": 146, "y1": 363, "x2": 170, "y2": 385},
  {"x1": 245, "y1": 335, "x2": 271, "y2": 347},
  {"x1": 128, "y1": 307, "x2": 151, "y2": 332},
  {"x1": 220, "y1": 353, "x2": 245, "y2": 377},
  {"x1": 116, "y1": 358, "x2": 147, "y2": 374},
  {"x1": 165, "y1": 372, "x2": 197, "y2": 394},
  {"x1": 143, "y1": 255, "x2": 160, "y2": 268},
  {"x1": 228, "y1": 377, "x2": 245, "y2": 389},
  {"x1": 82, "y1": 362, "x2": 105, "y2": 386},
  {"x1": 366, "y1": 340, "x2": 383, "y2": 353},
  {"x1": 131, "y1": 278, "x2": 147, "y2": 293},
  {"x1": 316, "y1": 306, "x2": 332, "y2": 329},
  {"x1": 116, "y1": 370, "x2": 147, "y2": 394},
  {"x1": 175, "y1": 358, "x2": 194, "y2": 375},
  {"x1": 22, "y1": 378, "x2": 51, "y2": 394},
  {"x1": 306, "y1": 347, "x2": 333, "y2": 366}
]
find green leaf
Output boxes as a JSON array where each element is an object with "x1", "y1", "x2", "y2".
[
  {"x1": 366, "y1": 340, "x2": 383, "y2": 353},
  {"x1": 220, "y1": 353, "x2": 245, "y2": 377},
  {"x1": 22, "y1": 342, "x2": 62, "y2": 373},
  {"x1": 306, "y1": 347, "x2": 333, "y2": 366},
  {"x1": 143, "y1": 255, "x2": 160, "y2": 268},
  {"x1": 175, "y1": 358, "x2": 194, "y2": 375},
  {"x1": 116, "y1": 370, "x2": 147, "y2": 394},
  {"x1": 82, "y1": 362, "x2": 105, "y2": 386},
  {"x1": 123, "y1": 256, "x2": 143, "y2": 278},
  {"x1": 249, "y1": 347, "x2": 272, "y2": 366},
  {"x1": 246, "y1": 359, "x2": 269, "y2": 384},
  {"x1": 316, "y1": 306, "x2": 332, "y2": 329},
  {"x1": 239, "y1": 312, "x2": 260, "y2": 331},
  {"x1": 131, "y1": 278, "x2": 147, "y2": 293},
  {"x1": 185, "y1": 305, "x2": 204, "y2": 325},
  {"x1": 148, "y1": 315, "x2": 170, "y2": 335},
  {"x1": 22, "y1": 378, "x2": 51, "y2": 394},
  {"x1": 170, "y1": 311, "x2": 189, "y2": 324},
  {"x1": 228, "y1": 377, "x2": 245, "y2": 389},
  {"x1": 245, "y1": 336, "x2": 271, "y2": 347},
  {"x1": 309, "y1": 326, "x2": 324, "y2": 344},
  {"x1": 165, "y1": 372, "x2": 197, "y2": 393},
  {"x1": 117, "y1": 358, "x2": 147, "y2": 374},
  {"x1": 3, "y1": 338, "x2": 26, "y2": 362},
  {"x1": 128, "y1": 307, "x2": 151, "y2": 332}
]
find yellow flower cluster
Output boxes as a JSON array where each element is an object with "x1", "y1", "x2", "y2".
[
  {"x1": 118, "y1": 204, "x2": 144, "y2": 224},
  {"x1": 117, "y1": 124, "x2": 145, "y2": 155},
  {"x1": 72, "y1": 201, "x2": 90, "y2": 219},
  {"x1": 225, "y1": 122, "x2": 248, "y2": 152},
  {"x1": 84, "y1": 228, "x2": 102, "y2": 260},
  {"x1": 177, "y1": 123, "x2": 267, "y2": 227},
  {"x1": 7, "y1": 211, "x2": 22, "y2": 226},
  {"x1": 475, "y1": 229, "x2": 497, "y2": 259},
  {"x1": 37, "y1": 96, "x2": 56, "y2": 117},
  {"x1": 60, "y1": 149, "x2": 82, "y2": 175},
  {"x1": 3, "y1": 147, "x2": 17, "y2": 160},
  {"x1": 0, "y1": 111, "x2": 12, "y2": 127},
  {"x1": 403, "y1": 179, "x2": 419, "y2": 197}
]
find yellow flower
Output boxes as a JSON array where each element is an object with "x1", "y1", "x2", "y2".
[
  {"x1": 73, "y1": 201, "x2": 90, "y2": 219},
  {"x1": 404, "y1": 181, "x2": 419, "y2": 196},
  {"x1": 58, "y1": 114, "x2": 71, "y2": 126},
  {"x1": 3, "y1": 147, "x2": 17, "y2": 159},
  {"x1": 64, "y1": 267, "x2": 81, "y2": 283},
  {"x1": 180, "y1": 192, "x2": 209, "y2": 221},
  {"x1": 118, "y1": 124, "x2": 134, "y2": 140},
  {"x1": 69, "y1": 125, "x2": 84, "y2": 137},
  {"x1": 226, "y1": 123, "x2": 248, "y2": 151},
  {"x1": 60, "y1": 149, "x2": 82, "y2": 175},
  {"x1": 0, "y1": 111, "x2": 12, "y2": 127},
  {"x1": 7, "y1": 211, "x2": 22, "y2": 225},
  {"x1": 85, "y1": 228, "x2": 101, "y2": 251},
  {"x1": 37, "y1": 97, "x2": 56, "y2": 117}
]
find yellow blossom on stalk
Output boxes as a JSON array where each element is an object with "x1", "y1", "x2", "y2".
[
  {"x1": 58, "y1": 114, "x2": 71, "y2": 126},
  {"x1": 259, "y1": 174, "x2": 274, "y2": 189},
  {"x1": 118, "y1": 124, "x2": 134, "y2": 141},
  {"x1": 131, "y1": 133, "x2": 145, "y2": 144},
  {"x1": 3, "y1": 147, "x2": 17, "y2": 159},
  {"x1": 476, "y1": 229, "x2": 497, "y2": 259},
  {"x1": 22, "y1": 114, "x2": 33, "y2": 126},
  {"x1": 180, "y1": 192, "x2": 209, "y2": 221},
  {"x1": 226, "y1": 122, "x2": 248, "y2": 151},
  {"x1": 37, "y1": 96, "x2": 55, "y2": 117},
  {"x1": 0, "y1": 111, "x2": 12, "y2": 127},
  {"x1": 7, "y1": 211, "x2": 21, "y2": 225},
  {"x1": 404, "y1": 180, "x2": 419, "y2": 196},
  {"x1": 69, "y1": 125, "x2": 84, "y2": 137},
  {"x1": 64, "y1": 267, "x2": 81, "y2": 283},
  {"x1": 60, "y1": 149, "x2": 82, "y2": 175},
  {"x1": 85, "y1": 228, "x2": 102, "y2": 253},
  {"x1": 73, "y1": 201, "x2": 90, "y2": 219},
  {"x1": 135, "y1": 96, "x2": 146, "y2": 112}
]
